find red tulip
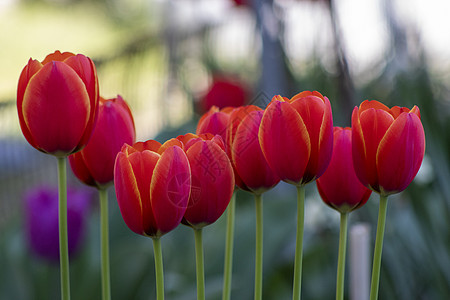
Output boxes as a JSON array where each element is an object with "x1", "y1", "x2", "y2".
[
  {"x1": 201, "y1": 76, "x2": 248, "y2": 113},
  {"x1": 69, "y1": 95, "x2": 135, "y2": 188},
  {"x1": 316, "y1": 127, "x2": 372, "y2": 213},
  {"x1": 259, "y1": 91, "x2": 334, "y2": 185},
  {"x1": 171, "y1": 134, "x2": 234, "y2": 229},
  {"x1": 17, "y1": 51, "x2": 99, "y2": 156},
  {"x1": 114, "y1": 140, "x2": 191, "y2": 238},
  {"x1": 196, "y1": 106, "x2": 233, "y2": 139},
  {"x1": 230, "y1": 107, "x2": 280, "y2": 194},
  {"x1": 351, "y1": 100, "x2": 425, "y2": 196}
]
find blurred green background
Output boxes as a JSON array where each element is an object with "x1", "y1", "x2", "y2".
[{"x1": 1, "y1": 0, "x2": 449, "y2": 299}]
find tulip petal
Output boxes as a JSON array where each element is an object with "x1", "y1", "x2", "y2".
[
  {"x1": 184, "y1": 140, "x2": 234, "y2": 227},
  {"x1": 79, "y1": 97, "x2": 136, "y2": 185},
  {"x1": 196, "y1": 109, "x2": 231, "y2": 138},
  {"x1": 353, "y1": 107, "x2": 394, "y2": 191},
  {"x1": 233, "y1": 110, "x2": 279, "y2": 193},
  {"x1": 150, "y1": 146, "x2": 191, "y2": 236},
  {"x1": 290, "y1": 94, "x2": 333, "y2": 182},
  {"x1": 114, "y1": 151, "x2": 145, "y2": 235},
  {"x1": 259, "y1": 100, "x2": 311, "y2": 185},
  {"x1": 17, "y1": 59, "x2": 43, "y2": 148},
  {"x1": 127, "y1": 150, "x2": 160, "y2": 236},
  {"x1": 64, "y1": 54, "x2": 99, "y2": 150},
  {"x1": 376, "y1": 112, "x2": 425, "y2": 195},
  {"x1": 68, "y1": 151, "x2": 96, "y2": 187},
  {"x1": 22, "y1": 61, "x2": 91, "y2": 154}
]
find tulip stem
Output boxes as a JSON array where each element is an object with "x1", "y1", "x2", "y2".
[
  {"x1": 57, "y1": 157, "x2": 70, "y2": 300},
  {"x1": 194, "y1": 228, "x2": 205, "y2": 300},
  {"x1": 293, "y1": 185, "x2": 305, "y2": 300},
  {"x1": 336, "y1": 212, "x2": 348, "y2": 300},
  {"x1": 370, "y1": 195, "x2": 388, "y2": 300},
  {"x1": 222, "y1": 191, "x2": 236, "y2": 300},
  {"x1": 254, "y1": 193, "x2": 263, "y2": 300},
  {"x1": 99, "y1": 188, "x2": 111, "y2": 300},
  {"x1": 152, "y1": 238, "x2": 165, "y2": 300}
]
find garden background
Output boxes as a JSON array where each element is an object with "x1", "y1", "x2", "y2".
[{"x1": 0, "y1": 0, "x2": 449, "y2": 299}]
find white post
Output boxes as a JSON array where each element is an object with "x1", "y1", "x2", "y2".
[{"x1": 350, "y1": 223, "x2": 371, "y2": 300}]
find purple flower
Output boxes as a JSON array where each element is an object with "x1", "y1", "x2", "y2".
[{"x1": 24, "y1": 185, "x2": 92, "y2": 263}]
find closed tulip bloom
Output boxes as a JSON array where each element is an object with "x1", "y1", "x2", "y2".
[
  {"x1": 173, "y1": 134, "x2": 235, "y2": 229},
  {"x1": 231, "y1": 108, "x2": 280, "y2": 194},
  {"x1": 316, "y1": 127, "x2": 372, "y2": 213},
  {"x1": 351, "y1": 100, "x2": 425, "y2": 196},
  {"x1": 114, "y1": 140, "x2": 191, "y2": 238},
  {"x1": 17, "y1": 51, "x2": 99, "y2": 156},
  {"x1": 69, "y1": 95, "x2": 135, "y2": 188},
  {"x1": 259, "y1": 91, "x2": 333, "y2": 185},
  {"x1": 196, "y1": 106, "x2": 233, "y2": 139}
]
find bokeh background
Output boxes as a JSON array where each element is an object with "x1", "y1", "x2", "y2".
[{"x1": 1, "y1": 0, "x2": 449, "y2": 299}]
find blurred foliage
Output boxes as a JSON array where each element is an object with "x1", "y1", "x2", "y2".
[{"x1": 1, "y1": 0, "x2": 450, "y2": 299}]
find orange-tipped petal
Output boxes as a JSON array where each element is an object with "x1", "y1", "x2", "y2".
[
  {"x1": 376, "y1": 112, "x2": 425, "y2": 195},
  {"x1": 41, "y1": 51, "x2": 75, "y2": 64},
  {"x1": 259, "y1": 100, "x2": 311, "y2": 185},
  {"x1": 357, "y1": 107, "x2": 394, "y2": 191},
  {"x1": 22, "y1": 61, "x2": 90, "y2": 154},
  {"x1": 359, "y1": 100, "x2": 390, "y2": 112},
  {"x1": 114, "y1": 151, "x2": 145, "y2": 235},
  {"x1": 150, "y1": 146, "x2": 191, "y2": 236},
  {"x1": 290, "y1": 92, "x2": 333, "y2": 182}
]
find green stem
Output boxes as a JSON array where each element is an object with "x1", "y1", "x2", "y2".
[
  {"x1": 99, "y1": 188, "x2": 111, "y2": 300},
  {"x1": 194, "y1": 228, "x2": 205, "y2": 300},
  {"x1": 336, "y1": 212, "x2": 348, "y2": 300},
  {"x1": 293, "y1": 185, "x2": 305, "y2": 300},
  {"x1": 369, "y1": 195, "x2": 388, "y2": 300},
  {"x1": 57, "y1": 157, "x2": 70, "y2": 300},
  {"x1": 152, "y1": 238, "x2": 165, "y2": 300},
  {"x1": 254, "y1": 193, "x2": 263, "y2": 300},
  {"x1": 222, "y1": 191, "x2": 236, "y2": 300}
]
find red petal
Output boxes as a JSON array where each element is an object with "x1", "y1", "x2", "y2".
[
  {"x1": 128, "y1": 150, "x2": 160, "y2": 236},
  {"x1": 359, "y1": 100, "x2": 390, "y2": 112},
  {"x1": 17, "y1": 58, "x2": 43, "y2": 149},
  {"x1": 68, "y1": 151, "x2": 96, "y2": 187},
  {"x1": 184, "y1": 140, "x2": 234, "y2": 227},
  {"x1": 232, "y1": 110, "x2": 279, "y2": 194},
  {"x1": 41, "y1": 51, "x2": 75, "y2": 64},
  {"x1": 290, "y1": 93, "x2": 333, "y2": 182},
  {"x1": 260, "y1": 100, "x2": 311, "y2": 184},
  {"x1": 150, "y1": 146, "x2": 191, "y2": 236},
  {"x1": 22, "y1": 61, "x2": 91, "y2": 154},
  {"x1": 316, "y1": 127, "x2": 371, "y2": 212},
  {"x1": 357, "y1": 107, "x2": 394, "y2": 191},
  {"x1": 64, "y1": 54, "x2": 99, "y2": 151},
  {"x1": 376, "y1": 112, "x2": 425, "y2": 195},
  {"x1": 77, "y1": 96, "x2": 135, "y2": 186},
  {"x1": 114, "y1": 151, "x2": 145, "y2": 235}
]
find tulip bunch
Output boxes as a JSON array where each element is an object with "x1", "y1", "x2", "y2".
[{"x1": 17, "y1": 51, "x2": 425, "y2": 300}]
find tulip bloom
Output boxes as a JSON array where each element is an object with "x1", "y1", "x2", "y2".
[
  {"x1": 114, "y1": 140, "x2": 191, "y2": 238},
  {"x1": 317, "y1": 127, "x2": 372, "y2": 213},
  {"x1": 196, "y1": 106, "x2": 233, "y2": 139},
  {"x1": 316, "y1": 127, "x2": 372, "y2": 300},
  {"x1": 69, "y1": 95, "x2": 136, "y2": 188},
  {"x1": 351, "y1": 100, "x2": 425, "y2": 300},
  {"x1": 230, "y1": 107, "x2": 280, "y2": 194},
  {"x1": 351, "y1": 100, "x2": 425, "y2": 196},
  {"x1": 259, "y1": 91, "x2": 333, "y2": 185},
  {"x1": 259, "y1": 91, "x2": 333, "y2": 300},
  {"x1": 24, "y1": 185, "x2": 92, "y2": 263},
  {"x1": 17, "y1": 51, "x2": 99, "y2": 156},
  {"x1": 175, "y1": 134, "x2": 234, "y2": 229},
  {"x1": 201, "y1": 76, "x2": 247, "y2": 113}
]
